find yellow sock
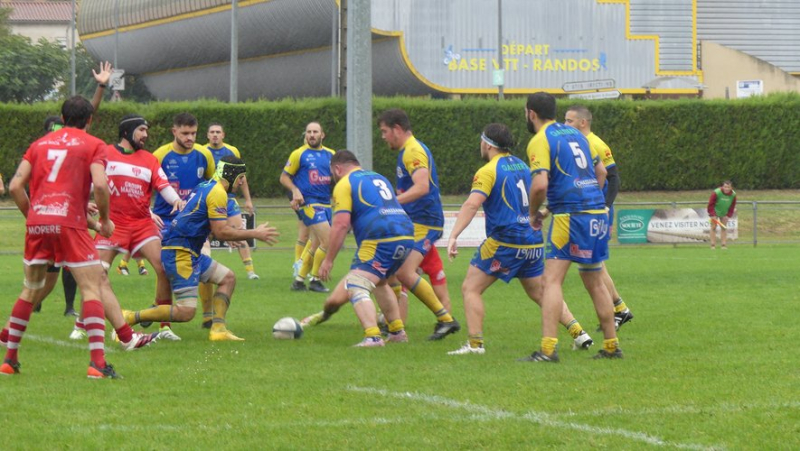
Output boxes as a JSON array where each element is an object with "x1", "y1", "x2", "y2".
[
  {"x1": 468, "y1": 333, "x2": 484, "y2": 348},
  {"x1": 390, "y1": 283, "x2": 402, "y2": 299},
  {"x1": 613, "y1": 299, "x2": 628, "y2": 313},
  {"x1": 119, "y1": 259, "x2": 129, "y2": 268},
  {"x1": 199, "y1": 282, "x2": 214, "y2": 323},
  {"x1": 541, "y1": 337, "x2": 558, "y2": 356},
  {"x1": 242, "y1": 258, "x2": 254, "y2": 273},
  {"x1": 137, "y1": 259, "x2": 146, "y2": 269},
  {"x1": 566, "y1": 319, "x2": 584, "y2": 339},
  {"x1": 364, "y1": 326, "x2": 381, "y2": 338},
  {"x1": 135, "y1": 305, "x2": 172, "y2": 323},
  {"x1": 210, "y1": 292, "x2": 231, "y2": 332},
  {"x1": 388, "y1": 319, "x2": 404, "y2": 333},
  {"x1": 294, "y1": 240, "x2": 307, "y2": 261},
  {"x1": 409, "y1": 275, "x2": 453, "y2": 322},
  {"x1": 311, "y1": 247, "x2": 327, "y2": 278},
  {"x1": 298, "y1": 248, "x2": 315, "y2": 280},
  {"x1": 603, "y1": 338, "x2": 619, "y2": 353}
]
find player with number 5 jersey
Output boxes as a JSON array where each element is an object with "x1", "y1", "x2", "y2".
[
  {"x1": 445, "y1": 123, "x2": 594, "y2": 356},
  {"x1": 522, "y1": 92, "x2": 620, "y2": 363}
]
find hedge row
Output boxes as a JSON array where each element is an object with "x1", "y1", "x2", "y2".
[{"x1": 2, "y1": 94, "x2": 799, "y2": 196}]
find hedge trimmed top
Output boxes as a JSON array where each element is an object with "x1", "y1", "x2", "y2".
[{"x1": 2, "y1": 94, "x2": 799, "y2": 195}]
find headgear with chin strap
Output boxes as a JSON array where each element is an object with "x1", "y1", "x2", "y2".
[
  {"x1": 214, "y1": 155, "x2": 247, "y2": 192},
  {"x1": 118, "y1": 114, "x2": 148, "y2": 153}
]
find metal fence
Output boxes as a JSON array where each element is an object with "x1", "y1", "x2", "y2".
[
  {"x1": 608, "y1": 201, "x2": 800, "y2": 247},
  {"x1": 1, "y1": 200, "x2": 798, "y2": 254}
]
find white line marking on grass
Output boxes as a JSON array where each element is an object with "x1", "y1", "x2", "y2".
[
  {"x1": 25, "y1": 334, "x2": 116, "y2": 353},
  {"x1": 551, "y1": 401, "x2": 800, "y2": 419},
  {"x1": 348, "y1": 386, "x2": 724, "y2": 451}
]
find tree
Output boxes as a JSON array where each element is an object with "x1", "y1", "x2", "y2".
[{"x1": 0, "y1": 34, "x2": 69, "y2": 103}]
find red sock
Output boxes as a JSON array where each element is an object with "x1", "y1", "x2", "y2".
[
  {"x1": 0, "y1": 327, "x2": 8, "y2": 343},
  {"x1": 5, "y1": 299, "x2": 34, "y2": 363},
  {"x1": 82, "y1": 300, "x2": 106, "y2": 368},
  {"x1": 74, "y1": 317, "x2": 84, "y2": 330},
  {"x1": 115, "y1": 323, "x2": 133, "y2": 344},
  {"x1": 157, "y1": 299, "x2": 172, "y2": 328}
]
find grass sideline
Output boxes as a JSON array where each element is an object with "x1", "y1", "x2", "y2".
[{"x1": 0, "y1": 244, "x2": 798, "y2": 449}]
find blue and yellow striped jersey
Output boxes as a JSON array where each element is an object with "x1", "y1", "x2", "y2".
[
  {"x1": 527, "y1": 121, "x2": 605, "y2": 214},
  {"x1": 332, "y1": 168, "x2": 413, "y2": 246},
  {"x1": 395, "y1": 136, "x2": 444, "y2": 228},
  {"x1": 283, "y1": 145, "x2": 335, "y2": 205},
  {"x1": 162, "y1": 179, "x2": 228, "y2": 255},
  {"x1": 152, "y1": 142, "x2": 216, "y2": 218},
  {"x1": 471, "y1": 154, "x2": 540, "y2": 245}
]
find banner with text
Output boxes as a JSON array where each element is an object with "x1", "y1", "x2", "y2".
[
  {"x1": 616, "y1": 209, "x2": 738, "y2": 244},
  {"x1": 435, "y1": 211, "x2": 487, "y2": 248}
]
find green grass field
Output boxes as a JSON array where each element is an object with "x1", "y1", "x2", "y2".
[{"x1": 0, "y1": 239, "x2": 798, "y2": 449}]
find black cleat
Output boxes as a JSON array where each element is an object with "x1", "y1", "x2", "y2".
[
  {"x1": 597, "y1": 309, "x2": 634, "y2": 332},
  {"x1": 201, "y1": 320, "x2": 212, "y2": 329},
  {"x1": 308, "y1": 280, "x2": 330, "y2": 293},
  {"x1": 593, "y1": 348, "x2": 624, "y2": 359},
  {"x1": 517, "y1": 350, "x2": 560, "y2": 363},
  {"x1": 291, "y1": 280, "x2": 307, "y2": 291},
  {"x1": 614, "y1": 310, "x2": 634, "y2": 330},
  {"x1": 87, "y1": 361, "x2": 122, "y2": 379},
  {"x1": 427, "y1": 319, "x2": 461, "y2": 341},
  {"x1": 64, "y1": 307, "x2": 78, "y2": 317}
]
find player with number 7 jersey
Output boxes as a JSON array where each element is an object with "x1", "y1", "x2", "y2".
[{"x1": 24, "y1": 127, "x2": 107, "y2": 231}]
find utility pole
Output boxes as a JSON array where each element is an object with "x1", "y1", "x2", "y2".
[
  {"x1": 346, "y1": 0, "x2": 372, "y2": 169},
  {"x1": 69, "y1": 0, "x2": 76, "y2": 96},
  {"x1": 497, "y1": 0, "x2": 504, "y2": 100},
  {"x1": 230, "y1": 0, "x2": 239, "y2": 102}
]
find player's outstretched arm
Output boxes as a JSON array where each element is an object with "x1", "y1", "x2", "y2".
[
  {"x1": 90, "y1": 61, "x2": 112, "y2": 112},
  {"x1": 210, "y1": 219, "x2": 278, "y2": 245}
]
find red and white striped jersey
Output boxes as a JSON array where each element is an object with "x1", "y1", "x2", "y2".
[{"x1": 105, "y1": 145, "x2": 170, "y2": 225}]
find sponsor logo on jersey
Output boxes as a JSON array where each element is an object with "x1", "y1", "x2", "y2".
[
  {"x1": 32, "y1": 201, "x2": 69, "y2": 217},
  {"x1": 309, "y1": 169, "x2": 331, "y2": 184},
  {"x1": 121, "y1": 181, "x2": 145, "y2": 198},
  {"x1": 379, "y1": 208, "x2": 406, "y2": 216},
  {"x1": 27, "y1": 224, "x2": 62, "y2": 235},
  {"x1": 573, "y1": 178, "x2": 599, "y2": 189}
]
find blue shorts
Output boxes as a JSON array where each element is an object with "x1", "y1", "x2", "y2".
[
  {"x1": 350, "y1": 238, "x2": 414, "y2": 280},
  {"x1": 412, "y1": 224, "x2": 443, "y2": 255},
  {"x1": 227, "y1": 197, "x2": 241, "y2": 217},
  {"x1": 298, "y1": 204, "x2": 331, "y2": 227},
  {"x1": 470, "y1": 238, "x2": 544, "y2": 283},
  {"x1": 547, "y1": 212, "x2": 609, "y2": 265},
  {"x1": 161, "y1": 248, "x2": 214, "y2": 298},
  {"x1": 607, "y1": 205, "x2": 615, "y2": 230}
]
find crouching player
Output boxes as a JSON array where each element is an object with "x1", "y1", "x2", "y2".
[
  {"x1": 446, "y1": 124, "x2": 593, "y2": 355},
  {"x1": 123, "y1": 156, "x2": 278, "y2": 341},
  {"x1": 316, "y1": 150, "x2": 412, "y2": 347}
]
